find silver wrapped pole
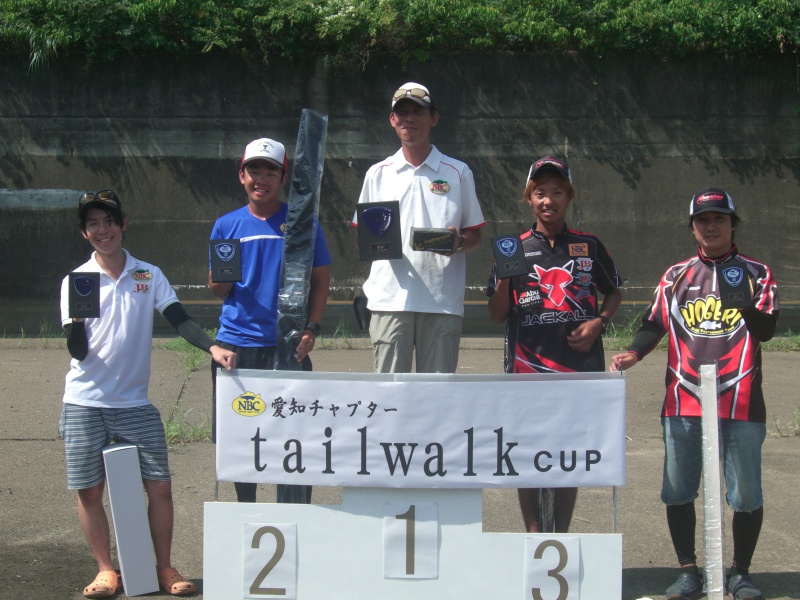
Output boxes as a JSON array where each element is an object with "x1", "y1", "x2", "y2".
[{"x1": 700, "y1": 363, "x2": 725, "y2": 599}]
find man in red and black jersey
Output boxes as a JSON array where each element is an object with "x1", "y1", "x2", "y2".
[
  {"x1": 611, "y1": 188, "x2": 779, "y2": 600},
  {"x1": 487, "y1": 157, "x2": 622, "y2": 534}
]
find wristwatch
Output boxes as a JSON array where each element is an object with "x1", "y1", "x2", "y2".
[
  {"x1": 598, "y1": 315, "x2": 609, "y2": 333},
  {"x1": 305, "y1": 321, "x2": 322, "y2": 336}
]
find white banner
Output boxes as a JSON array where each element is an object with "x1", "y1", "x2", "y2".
[{"x1": 215, "y1": 370, "x2": 626, "y2": 488}]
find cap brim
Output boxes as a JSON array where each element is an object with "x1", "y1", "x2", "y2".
[
  {"x1": 79, "y1": 200, "x2": 122, "y2": 217},
  {"x1": 392, "y1": 97, "x2": 432, "y2": 110},
  {"x1": 242, "y1": 157, "x2": 285, "y2": 170},
  {"x1": 691, "y1": 206, "x2": 734, "y2": 215}
]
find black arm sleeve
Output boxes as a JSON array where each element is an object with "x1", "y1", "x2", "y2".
[
  {"x1": 741, "y1": 308, "x2": 778, "y2": 342},
  {"x1": 64, "y1": 321, "x2": 89, "y2": 361},
  {"x1": 163, "y1": 302, "x2": 215, "y2": 353},
  {"x1": 628, "y1": 319, "x2": 665, "y2": 361}
]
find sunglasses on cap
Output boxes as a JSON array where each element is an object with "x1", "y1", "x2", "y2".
[
  {"x1": 79, "y1": 190, "x2": 120, "y2": 209},
  {"x1": 392, "y1": 87, "x2": 431, "y2": 103}
]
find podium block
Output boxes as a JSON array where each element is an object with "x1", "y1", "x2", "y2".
[{"x1": 103, "y1": 443, "x2": 159, "y2": 596}]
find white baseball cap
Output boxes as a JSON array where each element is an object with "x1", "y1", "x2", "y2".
[
  {"x1": 391, "y1": 82, "x2": 433, "y2": 110},
  {"x1": 241, "y1": 138, "x2": 288, "y2": 171}
]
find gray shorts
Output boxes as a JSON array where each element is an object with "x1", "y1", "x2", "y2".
[
  {"x1": 59, "y1": 403, "x2": 170, "y2": 490},
  {"x1": 369, "y1": 311, "x2": 462, "y2": 373}
]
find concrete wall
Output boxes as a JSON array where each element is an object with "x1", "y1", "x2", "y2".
[{"x1": 1, "y1": 52, "x2": 798, "y2": 333}]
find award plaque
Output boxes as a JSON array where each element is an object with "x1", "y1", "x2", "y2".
[
  {"x1": 210, "y1": 239, "x2": 242, "y2": 282},
  {"x1": 357, "y1": 201, "x2": 402, "y2": 261},
  {"x1": 491, "y1": 234, "x2": 529, "y2": 279},
  {"x1": 717, "y1": 259, "x2": 753, "y2": 309},
  {"x1": 69, "y1": 272, "x2": 100, "y2": 318},
  {"x1": 411, "y1": 228, "x2": 456, "y2": 252}
]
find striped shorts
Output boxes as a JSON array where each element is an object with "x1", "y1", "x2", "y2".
[{"x1": 59, "y1": 403, "x2": 170, "y2": 490}]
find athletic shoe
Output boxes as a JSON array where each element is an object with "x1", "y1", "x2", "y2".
[
  {"x1": 726, "y1": 572, "x2": 764, "y2": 600},
  {"x1": 666, "y1": 571, "x2": 705, "y2": 599}
]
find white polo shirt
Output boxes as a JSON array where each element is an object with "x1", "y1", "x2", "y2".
[
  {"x1": 354, "y1": 146, "x2": 485, "y2": 316},
  {"x1": 60, "y1": 250, "x2": 179, "y2": 408}
]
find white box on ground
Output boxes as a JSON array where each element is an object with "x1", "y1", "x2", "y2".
[{"x1": 103, "y1": 443, "x2": 159, "y2": 596}]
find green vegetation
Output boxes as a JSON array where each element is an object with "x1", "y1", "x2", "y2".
[
  {"x1": 1, "y1": 0, "x2": 797, "y2": 69},
  {"x1": 163, "y1": 405, "x2": 211, "y2": 446},
  {"x1": 161, "y1": 330, "x2": 217, "y2": 374}
]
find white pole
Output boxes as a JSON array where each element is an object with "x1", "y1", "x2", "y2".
[{"x1": 700, "y1": 363, "x2": 725, "y2": 599}]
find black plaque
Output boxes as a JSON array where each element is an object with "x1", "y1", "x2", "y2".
[
  {"x1": 209, "y1": 239, "x2": 242, "y2": 282},
  {"x1": 411, "y1": 227, "x2": 455, "y2": 252},
  {"x1": 357, "y1": 201, "x2": 402, "y2": 261},
  {"x1": 69, "y1": 272, "x2": 100, "y2": 318},
  {"x1": 716, "y1": 259, "x2": 753, "y2": 309},
  {"x1": 491, "y1": 234, "x2": 529, "y2": 279}
]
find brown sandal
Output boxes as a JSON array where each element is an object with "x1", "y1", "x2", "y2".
[
  {"x1": 83, "y1": 570, "x2": 121, "y2": 598},
  {"x1": 158, "y1": 567, "x2": 196, "y2": 596}
]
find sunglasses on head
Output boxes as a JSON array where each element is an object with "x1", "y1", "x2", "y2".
[
  {"x1": 392, "y1": 88, "x2": 430, "y2": 103},
  {"x1": 79, "y1": 190, "x2": 119, "y2": 208}
]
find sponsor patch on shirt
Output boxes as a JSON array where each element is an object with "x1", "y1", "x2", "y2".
[
  {"x1": 525, "y1": 251, "x2": 542, "y2": 257},
  {"x1": 134, "y1": 283, "x2": 150, "y2": 294},
  {"x1": 429, "y1": 180, "x2": 450, "y2": 195},
  {"x1": 132, "y1": 269, "x2": 152, "y2": 281},
  {"x1": 576, "y1": 257, "x2": 593, "y2": 271},
  {"x1": 569, "y1": 243, "x2": 588, "y2": 257},
  {"x1": 679, "y1": 294, "x2": 743, "y2": 336}
]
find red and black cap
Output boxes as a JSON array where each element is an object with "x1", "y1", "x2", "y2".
[{"x1": 689, "y1": 187, "x2": 735, "y2": 217}]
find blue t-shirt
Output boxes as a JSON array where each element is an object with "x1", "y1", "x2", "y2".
[{"x1": 210, "y1": 204, "x2": 331, "y2": 347}]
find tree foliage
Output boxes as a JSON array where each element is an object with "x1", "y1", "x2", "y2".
[{"x1": 1, "y1": 0, "x2": 798, "y2": 68}]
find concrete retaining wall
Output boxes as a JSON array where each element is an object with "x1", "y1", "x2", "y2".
[{"x1": 1, "y1": 52, "x2": 798, "y2": 333}]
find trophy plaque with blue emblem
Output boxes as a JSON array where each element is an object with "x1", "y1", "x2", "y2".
[
  {"x1": 209, "y1": 239, "x2": 242, "y2": 282},
  {"x1": 491, "y1": 234, "x2": 528, "y2": 279},
  {"x1": 357, "y1": 201, "x2": 402, "y2": 261},
  {"x1": 69, "y1": 272, "x2": 100, "y2": 318},
  {"x1": 716, "y1": 259, "x2": 752, "y2": 309}
]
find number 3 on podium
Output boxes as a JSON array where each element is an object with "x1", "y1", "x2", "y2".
[{"x1": 524, "y1": 537, "x2": 581, "y2": 600}]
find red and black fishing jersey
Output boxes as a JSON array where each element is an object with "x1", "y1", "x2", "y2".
[
  {"x1": 640, "y1": 246, "x2": 779, "y2": 422},
  {"x1": 487, "y1": 225, "x2": 622, "y2": 374}
]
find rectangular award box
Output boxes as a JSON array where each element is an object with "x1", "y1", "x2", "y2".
[{"x1": 411, "y1": 227, "x2": 456, "y2": 252}]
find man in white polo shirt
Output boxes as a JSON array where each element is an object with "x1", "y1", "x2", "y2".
[
  {"x1": 353, "y1": 82, "x2": 485, "y2": 373},
  {"x1": 60, "y1": 190, "x2": 235, "y2": 597}
]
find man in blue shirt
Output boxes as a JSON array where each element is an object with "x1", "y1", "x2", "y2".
[{"x1": 209, "y1": 138, "x2": 331, "y2": 503}]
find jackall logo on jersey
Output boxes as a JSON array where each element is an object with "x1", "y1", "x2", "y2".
[
  {"x1": 569, "y1": 243, "x2": 588, "y2": 257},
  {"x1": 214, "y1": 242, "x2": 236, "y2": 262},
  {"x1": 722, "y1": 265, "x2": 745, "y2": 287},
  {"x1": 132, "y1": 269, "x2": 152, "y2": 281},
  {"x1": 533, "y1": 261, "x2": 574, "y2": 308},
  {"x1": 429, "y1": 180, "x2": 450, "y2": 195},
  {"x1": 680, "y1": 294, "x2": 743, "y2": 336},
  {"x1": 231, "y1": 392, "x2": 266, "y2": 417}
]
